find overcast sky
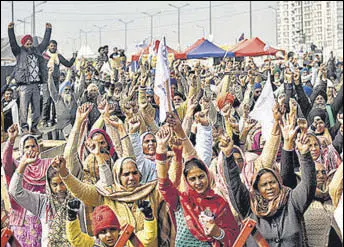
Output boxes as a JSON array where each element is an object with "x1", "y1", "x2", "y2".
[{"x1": 1, "y1": 1, "x2": 277, "y2": 56}]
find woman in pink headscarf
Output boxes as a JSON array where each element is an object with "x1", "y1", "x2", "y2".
[{"x1": 2, "y1": 124, "x2": 51, "y2": 247}]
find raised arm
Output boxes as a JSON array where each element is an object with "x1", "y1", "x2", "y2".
[
  {"x1": 290, "y1": 133, "x2": 317, "y2": 214},
  {"x1": 37, "y1": 23, "x2": 52, "y2": 53},
  {"x1": 166, "y1": 112, "x2": 198, "y2": 161},
  {"x1": 254, "y1": 102, "x2": 282, "y2": 171},
  {"x1": 156, "y1": 126, "x2": 180, "y2": 212},
  {"x1": 194, "y1": 112, "x2": 213, "y2": 166},
  {"x1": 331, "y1": 83, "x2": 343, "y2": 117},
  {"x1": 329, "y1": 162, "x2": 343, "y2": 208},
  {"x1": 9, "y1": 150, "x2": 47, "y2": 218},
  {"x1": 51, "y1": 156, "x2": 102, "y2": 207},
  {"x1": 279, "y1": 114, "x2": 300, "y2": 189},
  {"x1": 7, "y1": 22, "x2": 20, "y2": 56},
  {"x1": 220, "y1": 135, "x2": 251, "y2": 219},
  {"x1": 104, "y1": 112, "x2": 134, "y2": 158},
  {"x1": 47, "y1": 66, "x2": 59, "y2": 103},
  {"x1": 294, "y1": 72, "x2": 312, "y2": 116},
  {"x1": 74, "y1": 68, "x2": 86, "y2": 100},
  {"x1": 127, "y1": 116, "x2": 157, "y2": 183},
  {"x1": 64, "y1": 103, "x2": 93, "y2": 179},
  {"x1": 59, "y1": 53, "x2": 77, "y2": 68},
  {"x1": 2, "y1": 124, "x2": 19, "y2": 184}
]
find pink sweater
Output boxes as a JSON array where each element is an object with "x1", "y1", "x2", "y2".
[{"x1": 2, "y1": 141, "x2": 51, "y2": 226}]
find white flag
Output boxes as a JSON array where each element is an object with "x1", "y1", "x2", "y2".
[
  {"x1": 249, "y1": 73, "x2": 275, "y2": 141},
  {"x1": 154, "y1": 37, "x2": 173, "y2": 123}
]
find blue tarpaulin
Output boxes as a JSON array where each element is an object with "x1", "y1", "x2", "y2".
[{"x1": 186, "y1": 38, "x2": 234, "y2": 59}]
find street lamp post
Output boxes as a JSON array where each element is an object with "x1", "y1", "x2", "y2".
[
  {"x1": 94, "y1": 24, "x2": 107, "y2": 48},
  {"x1": 168, "y1": 3, "x2": 189, "y2": 51},
  {"x1": 249, "y1": 1, "x2": 252, "y2": 38},
  {"x1": 142, "y1": 11, "x2": 161, "y2": 43},
  {"x1": 17, "y1": 17, "x2": 31, "y2": 34},
  {"x1": 118, "y1": 19, "x2": 134, "y2": 51},
  {"x1": 209, "y1": 1, "x2": 212, "y2": 39},
  {"x1": 5, "y1": 1, "x2": 14, "y2": 22},
  {"x1": 268, "y1": 5, "x2": 278, "y2": 46},
  {"x1": 32, "y1": 1, "x2": 46, "y2": 37}
]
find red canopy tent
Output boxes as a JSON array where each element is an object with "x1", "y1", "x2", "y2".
[
  {"x1": 231, "y1": 37, "x2": 283, "y2": 57},
  {"x1": 131, "y1": 41, "x2": 185, "y2": 61}
]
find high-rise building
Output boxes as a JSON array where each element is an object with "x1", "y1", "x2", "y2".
[{"x1": 277, "y1": 1, "x2": 343, "y2": 57}]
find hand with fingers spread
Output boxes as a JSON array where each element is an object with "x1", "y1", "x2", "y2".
[
  {"x1": 76, "y1": 103, "x2": 93, "y2": 124},
  {"x1": 17, "y1": 150, "x2": 40, "y2": 174},
  {"x1": 279, "y1": 114, "x2": 299, "y2": 150},
  {"x1": 295, "y1": 133, "x2": 311, "y2": 155},
  {"x1": 195, "y1": 111, "x2": 209, "y2": 126},
  {"x1": 7, "y1": 123, "x2": 19, "y2": 144},
  {"x1": 128, "y1": 116, "x2": 141, "y2": 134},
  {"x1": 218, "y1": 134, "x2": 234, "y2": 157},
  {"x1": 50, "y1": 155, "x2": 69, "y2": 177}
]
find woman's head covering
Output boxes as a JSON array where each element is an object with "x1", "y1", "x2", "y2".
[
  {"x1": 250, "y1": 168, "x2": 291, "y2": 218},
  {"x1": 216, "y1": 93, "x2": 235, "y2": 110},
  {"x1": 89, "y1": 129, "x2": 115, "y2": 157},
  {"x1": 45, "y1": 165, "x2": 73, "y2": 246},
  {"x1": 92, "y1": 205, "x2": 121, "y2": 236},
  {"x1": 178, "y1": 157, "x2": 239, "y2": 245},
  {"x1": 140, "y1": 132, "x2": 156, "y2": 161},
  {"x1": 306, "y1": 133, "x2": 340, "y2": 173},
  {"x1": 95, "y1": 157, "x2": 156, "y2": 202},
  {"x1": 19, "y1": 134, "x2": 51, "y2": 187},
  {"x1": 19, "y1": 134, "x2": 40, "y2": 155}
]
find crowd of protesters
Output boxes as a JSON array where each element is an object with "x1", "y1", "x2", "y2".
[{"x1": 1, "y1": 21, "x2": 343, "y2": 247}]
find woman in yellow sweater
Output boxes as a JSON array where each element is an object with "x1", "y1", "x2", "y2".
[{"x1": 50, "y1": 150, "x2": 173, "y2": 247}]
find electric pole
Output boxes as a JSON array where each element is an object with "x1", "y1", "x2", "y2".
[
  {"x1": 142, "y1": 11, "x2": 161, "y2": 43},
  {"x1": 168, "y1": 3, "x2": 190, "y2": 51}
]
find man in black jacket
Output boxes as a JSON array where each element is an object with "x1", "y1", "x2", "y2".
[
  {"x1": 41, "y1": 40, "x2": 77, "y2": 128},
  {"x1": 8, "y1": 22, "x2": 52, "y2": 135}
]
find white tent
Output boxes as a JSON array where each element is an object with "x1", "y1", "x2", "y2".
[{"x1": 77, "y1": 44, "x2": 96, "y2": 59}]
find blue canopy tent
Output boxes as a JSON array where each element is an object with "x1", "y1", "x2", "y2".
[{"x1": 186, "y1": 38, "x2": 234, "y2": 59}]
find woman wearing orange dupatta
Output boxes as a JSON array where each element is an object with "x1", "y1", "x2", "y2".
[{"x1": 156, "y1": 125, "x2": 239, "y2": 247}]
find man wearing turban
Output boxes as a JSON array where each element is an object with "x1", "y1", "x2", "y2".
[{"x1": 7, "y1": 22, "x2": 52, "y2": 136}]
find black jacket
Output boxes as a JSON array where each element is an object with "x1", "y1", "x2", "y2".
[
  {"x1": 224, "y1": 152, "x2": 316, "y2": 247},
  {"x1": 8, "y1": 26, "x2": 51, "y2": 85}
]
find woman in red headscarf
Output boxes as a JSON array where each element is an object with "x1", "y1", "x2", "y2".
[{"x1": 155, "y1": 125, "x2": 239, "y2": 247}]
